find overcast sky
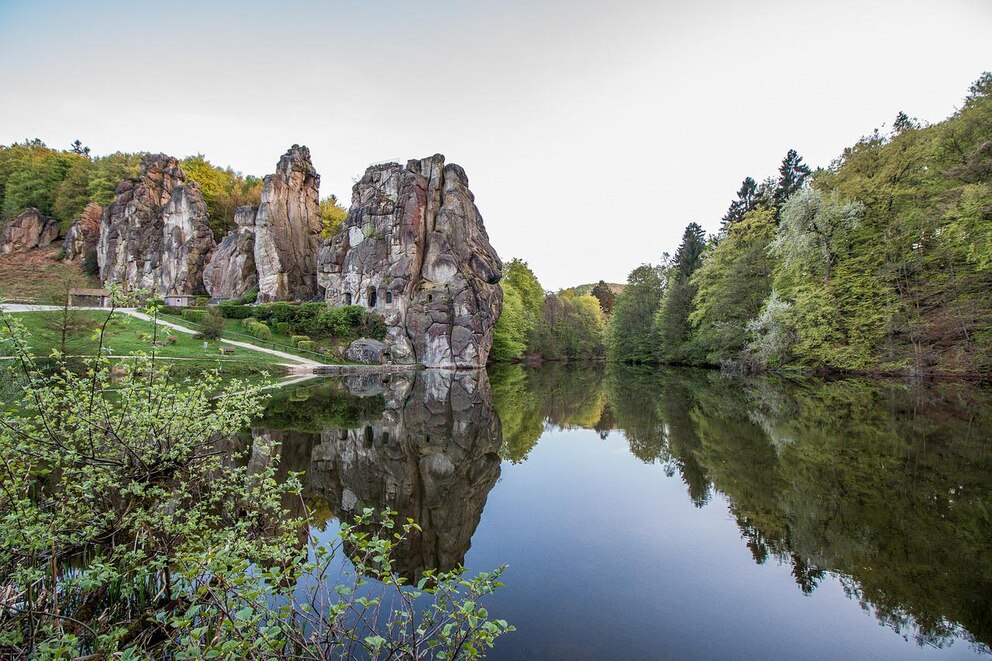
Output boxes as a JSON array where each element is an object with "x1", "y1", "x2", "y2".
[{"x1": 1, "y1": 0, "x2": 989, "y2": 290}]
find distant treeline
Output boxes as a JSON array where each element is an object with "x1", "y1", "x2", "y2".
[
  {"x1": 607, "y1": 73, "x2": 992, "y2": 375},
  {"x1": 0, "y1": 141, "x2": 346, "y2": 242}
]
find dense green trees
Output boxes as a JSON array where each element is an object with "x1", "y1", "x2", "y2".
[
  {"x1": 689, "y1": 209, "x2": 776, "y2": 364},
  {"x1": 654, "y1": 222, "x2": 706, "y2": 363},
  {"x1": 607, "y1": 264, "x2": 664, "y2": 363},
  {"x1": 180, "y1": 155, "x2": 264, "y2": 239},
  {"x1": 607, "y1": 73, "x2": 992, "y2": 375},
  {"x1": 493, "y1": 259, "x2": 607, "y2": 362}
]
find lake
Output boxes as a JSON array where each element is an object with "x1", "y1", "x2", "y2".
[{"x1": 252, "y1": 364, "x2": 992, "y2": 659}]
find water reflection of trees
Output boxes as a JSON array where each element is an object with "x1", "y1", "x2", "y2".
[
  {"x1": 250, "y1": 371, "x2": 503, "y2": 581},
  {"x1": 489, "y1": 363, "x2": 992, "y2": 652}
]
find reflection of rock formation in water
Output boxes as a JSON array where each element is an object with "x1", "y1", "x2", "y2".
[{"x1": 252, "y1": 370, "x2": 502, "y2": 580}]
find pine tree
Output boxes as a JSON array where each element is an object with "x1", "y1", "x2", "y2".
[
  {"x1": 773, "y1": 149, "x2": 812, "y2": 211},
  {"x1": 720, "y1": 177, "x2": 758, "y2": 232}
]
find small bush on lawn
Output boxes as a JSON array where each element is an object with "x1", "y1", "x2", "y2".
[
  {"x1": 182, "y1": 309, "x2": 207, "y2": 324},
  {"x1": 243, "y1": 319, "x2": 273, "y2": 340},
  {"x1": 274, "y1": 321, "x2": 290, "y2": 336},
  {"x1": 200, "y1": 308, "x2": 225, "y2": 340},
  {"x1": 290, "y1": 334, "x2": 311, "y2": 344},
  {"x1": 297, "y1": 340, "x2": 316, "y2": 351}
]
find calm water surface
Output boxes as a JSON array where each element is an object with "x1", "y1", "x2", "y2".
[{"x1": 254, "y1": 364, "x2": 992, "y2": 659}]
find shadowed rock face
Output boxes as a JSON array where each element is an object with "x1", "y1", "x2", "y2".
[
  {"x1": 250, "y1": 369, "x2": 503, "y2": 581},
  {"x1": 203, "y1": 205, "x2": 258, "y2": 299},
  {"x1": 62, "y1": 203, "x2": 102, "y2": 261},
  {"x1": 97, "y1": 155, "x2": 215, "y2": 294},
  {"x1": 254, "y1": 145, "x2": 322, "y2": 302},
  {"x1": 317, "y1": 155, "x2": 503, "y2": 368},
  {"x1": 1, "y1": 208, "x2": 59, "y2": 254}
]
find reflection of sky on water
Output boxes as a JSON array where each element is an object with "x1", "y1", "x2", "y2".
[{"x1": 255, "y1": 365, "x2": 992, "y2": 660}]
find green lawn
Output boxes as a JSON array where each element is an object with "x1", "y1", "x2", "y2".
[
  {"x1": 3, "y1": 310, "x2": 290, "y2": 376},
  {"x1": 158, "y1": 313, "x2": 351, "y2": 364}
]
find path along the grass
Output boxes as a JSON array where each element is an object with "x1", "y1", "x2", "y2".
[{"x1": 0, "y1": 304, "x2": 327, "y2": 371}]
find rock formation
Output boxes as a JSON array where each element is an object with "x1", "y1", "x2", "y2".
[
  {"x1": 62, "y1": 203, "x2": 102, "y2": 261},
  {"x1": 203, "y1": 205, "x2": 258, "y2": 299},
  {"x1": 317, "y1": 155, "x2": 503, "y2": 368},
  {"x1": 0, "y1": 208, "x2": 59, "y2": 254},
  {"x1": 97, "y1": 155, "x2": 216, "y2": 295},
  {"x1": 261, "y1": 369, "x2": 503, "y2": 581},
  {"x1": 253, "y1": 145, "x2": 322, "y2": 302}
]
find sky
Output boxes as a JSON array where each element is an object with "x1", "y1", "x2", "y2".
[{"x1": 1, "y1": 0, "x2": 990, "y2": 290}]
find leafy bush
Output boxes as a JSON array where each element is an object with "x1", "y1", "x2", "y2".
[
  {"x1": 274, "y1": 321, "x2": 290, "y2": 336},
  {"x1": 367, "y1": 313, "x2": 387, "y2": 340},
  {"x1": 161, "y1": 305, "x2": 183, "y2": 315},
  {"x1": 0, "y1": 314, "x2": 512, "y2": 657},
  {"x1": 290, "y1": 334, "x2": 311, "y2": 344},
  {"x1": 181, "y1": 308, "x2": 207, "y2": 324},
  {"x1": 218, "y1": 302, "x2": 253, "y2": 319},
  {"x1": 193, "y1": 296, "x2": 209, "y2": 308},
  {"x1": 243, "y1": 319, "x2": 273, "y2": 340},
  {"x1": 297, "y1": 339, "x2": 315, "y2": 351},
  {"x1": 200, "y1": 308, "x2": 225, "y2": 340}
]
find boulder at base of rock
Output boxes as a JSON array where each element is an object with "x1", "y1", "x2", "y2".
[
  {"x1": 344, "y1": 338, "x2": 388, "y2": 364},
  {"x1": 62, "y1": 203, "x2": 102, "y2": 261},
  {"x1": 317, "y1": 155, "x2": 502, "y2": 368},
  {"x1": 0, "y1": 208, "x2": 60, "y2": 254},
  {"x1": 97, "y1": 155, "x2": 216, "y2": 295},
  {"x1": 253, "y1": 145, "x2": 322, "y2": 302},
  {"x1": 203, "y1": 205, "x2": 258, "y2": 299}
]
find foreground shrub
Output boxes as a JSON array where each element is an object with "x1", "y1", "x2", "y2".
[
  {"x1": 297, "y1": 339, "x2": 315, "y2": 351},
  {"x1": 0, "y1": 310, "x2": 512, "y2": 658}
]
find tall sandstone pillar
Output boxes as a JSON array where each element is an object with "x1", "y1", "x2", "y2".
[{"x1": 253, "y1": 145, "x2": 322, "y2": 302}]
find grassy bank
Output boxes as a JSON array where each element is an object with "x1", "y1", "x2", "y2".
[{"x1": 3, "y1": 310, "x2": 290, "y2": 375}]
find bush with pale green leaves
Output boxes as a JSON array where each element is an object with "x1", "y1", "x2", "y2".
[{"x1": 0, "y1": 309, "x2": 513, "y2": 658}]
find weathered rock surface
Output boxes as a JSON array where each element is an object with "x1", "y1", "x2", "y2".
[
  {"x1": 203, "y1": 205, "x2": 257, "y2": 299},
  {"x1": 254, "y1": 145, "x2": 322, "y2": 302},
  {"x1": 62, "y1": 203, "x2": 102, "y2": 261},
  {"x1": 317, "y1": 155, "x2": 502, "y2": 368},
  {"x1": 0, "y1": 208, "x2": 59, "y2": 254},
  {"x1": 344, "y1": 338, "x2": 388, "y2": 364},
  {"x1": 97, "y1": 155, "x2": 216, "y2": 294}
]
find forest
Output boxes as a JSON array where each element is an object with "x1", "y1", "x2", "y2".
[
  {"x1": 3, "y1": 74, "x2": 991, "y2": 375},
  {"x1": 0, "y1": 141, "x2": 348, "y2": 254},
  {"x1": 494, "y1": 73, "x2": 992, "y2": 375}
]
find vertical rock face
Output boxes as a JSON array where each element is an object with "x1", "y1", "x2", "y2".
[
  {"x1": 97, "y1": 155, "x2": 216, "y2": 294},
  {"x1": 317, "y1": 155, "x2": 503, "y2": 368},
  {"x1": 62, "y1": 203, "x2": 102, "y2": 261},
  {"x1": 0, "y1": 208, "x2": 59, "y2": 254},
  {"x1": 203, "y1": 205, "x2": 258, "y2": 299},
  {"x1": 253, "y1": 145, "x2": 322, "y2": 302}
]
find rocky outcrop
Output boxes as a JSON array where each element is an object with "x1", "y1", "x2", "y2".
[
  {"x1": 97, "y1": 155, "x2": 216, "y2": 294},
  {"x1": 62, "y1": 203, "x2": 102, "y2": 261},
  {"x1": 254, "y1": 145, "x2": 322, "y2": 302},
  {"x1": 317, "y1": 155, "x2": 503, "y2": 368},
  {"x1": 344, "y1": 338, "x2": 387, "y2": 364},
  {"x1": 203, "y1": 205, "x2": 257, "y2": 299},
  {"x1": 0, "y1": 208, "x2": 59, "y2": 254}
]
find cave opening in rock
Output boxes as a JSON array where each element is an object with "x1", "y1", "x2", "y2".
[{"x1": 368, "y1": 287, "x2": 377, "y2": 307}]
